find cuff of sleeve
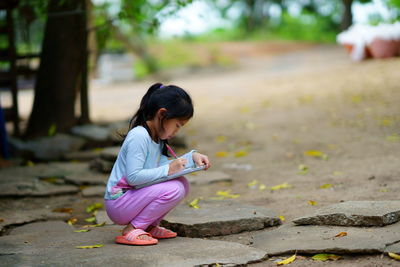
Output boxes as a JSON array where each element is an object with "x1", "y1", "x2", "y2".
[
  {"x1": 188, "y1": 149, "x2": 197, "y2": 167},
  {"x1": 162, "y1": 164, "x2": 169, "y2": 177}
]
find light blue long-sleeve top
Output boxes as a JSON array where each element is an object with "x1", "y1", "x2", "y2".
[{"x1": 104, "y1": 126, "x2": 195, "y2": 200}]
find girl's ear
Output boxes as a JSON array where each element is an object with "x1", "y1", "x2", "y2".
[{"x1": 157, "y1": 108, "x2": 167, "y2": 118}]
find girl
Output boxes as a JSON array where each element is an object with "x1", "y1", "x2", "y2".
[{"x1": 104, "y1": 83, "x2": 210, "y2": 246}]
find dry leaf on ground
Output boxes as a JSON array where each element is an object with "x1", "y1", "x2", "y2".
[
  {"x1": 312, "y1": 254, "x2": 342, "y2": 261},
  {"x1": 276, "y1": 254, "x2": 296, "y2": 265},
  {"x1": 335, "y1": 232, "x2": 347, "y2": 237},
  {"x1": 388, "y1": 252, "x2": 400, "y2": 260}
]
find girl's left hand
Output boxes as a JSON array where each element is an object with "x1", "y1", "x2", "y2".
[{"x1": 193, "y1": 152, "x2": 211, "y2": 170}]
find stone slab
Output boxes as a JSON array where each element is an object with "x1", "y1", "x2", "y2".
[
  {"x1": 293, "y1": 201, "x2": 400, "y2": 226},
  {"x1": 0, "y1": 175, "x2": 79, "y2": 197},
  {"x1": 89, "y1": 158, "x2": 114, "y2": 173},
  {"x1": 63, "y1": 150, "x2": 104, "y2": 161},
  {"x1": 65, "y1": 172, "x2": 108, "y2": 186},
  {"x1": 0, "y1": 163, "x2": 106, "y2": 197},
  {"x1": 9, "y1": 134, "x2": 85, "y2": 161},
  {"x1": 162, "y1": 200, "x2": 281, "y2": 237},
  {"x1": 47, "y1": 162, "x2": 108, "y2": 185},
  {"x1": 0, "y1": 221, "x2": 268, "y2": 266},
  {"x1": 252, "y1": 222, "x2": 400, "y2": 256},
  {"x1": 0, "y1": 209, "x2": 70, "y2": 233},
  {"x1": 95, "y1": 210, "x2": 114, "y2": 225},
  {"x1": 82, "y1": 186, "x2": 106, "y2": 197},
  {"x1": 100, "y1": 146, "x2": 120, "y2": 161},
  {"x1": 186, "y1": 171, "x2": 232, "y2": 185},
  {"x1": 71, "y1": 124, "x2": 111, "y2": 141}
]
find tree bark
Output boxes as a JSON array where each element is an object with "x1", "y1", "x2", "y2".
[
  {"x1": 25, "y1": 0, "x2": 87, "y2": 138},
  {"x1": 341, "y1": 0, "x2": 353, "y2": 31}
]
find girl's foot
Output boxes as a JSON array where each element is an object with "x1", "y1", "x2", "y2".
[
  {"x1": 122, "y1": 224, "x2": 153, "y2": 241},
  {"x1": 116, "y1": 229, "x2": 158, "y2": 246},
  {"x1": 148, "y1": 226, "x2": 177, "y2": 239}
]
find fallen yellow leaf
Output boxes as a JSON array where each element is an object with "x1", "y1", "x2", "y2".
[
  {"x1": 388, "y1": 252, "x2": 400, "y2": 260},
  {"x1": 247, "y1": 180, "x2": 258, "y2": 188},
  {"x1": 74, "y1": 229, "x2": 90, "y2": 233},
  {"x1": 380, "y1": 118, "x2": 393, "y2": 126},
  {"x1": 86, "y1": 203, "x2": 103, "y2": 213},
  {"x1": 312, "y1": 254, "x2": 342, "y2": 261},
  {"x1": 297, "y1": 164, "x2": 308, "y2": 175},
  {"x1": 189, "y1": 198, "x2": 202, "y2": 209},
  {"x1": 67, "y1": 218, "x2": 77, "y2": 225},
  {"x1": 319, "y1": 184, "x2": 332, "y2": 189},
  {"x1": 386, "y1": 134, "x2": 399, "y2": 142},
  {"x1": 270, "y1": 182, "x2": 292, "y2": 191},
  {"x1": 308, "y1": 200, "x2": 317, "y2": 206},
  {"x1": 240, "y1": 106, "x2": 250, "y2": 113},
  {"x1": 85, "y1": 217, "x2": 96, "y2": 223},
  {"x1": 276, "y1": 254, "x2": 296, "y2": 265},
  {"x1": 259, "y1": 184, "x2": 266, "y2": 191},
  {"x1": 48, "y1": 124, "x2": 57, "y2": 137},
  {"x1": 76, "y1": 244, "x2": 103, "y2": 249},
  {"x1": 26, "y1": 160, "x2": 35, "y2": 167},
  {"x1": 351, "y1": 95, "x2": 362, "y2": 104},
  {"x1": 82, "y1": 222, "x2": 106, "y2": 228},
  {"x1": 215, "y1": 190, "x2": 240, "y2": 199},
  {"x1": 304, "y1": 150, "x2": 328, "y2": 160},
  {"x1": 279, "y1": 215, "x2": 286, "y2": 221},
  {"x1": 234, "y1": 150, "x2": 248, "y2": 158},
  {"x1": 335, "y1": 232, "x2": 347, "y2": 237},
  {"x1": 215, "y1": 151, "x2": 229, "y2": 157}
]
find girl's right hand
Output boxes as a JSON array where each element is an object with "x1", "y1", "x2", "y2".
[{"x1": 168, "y1": 158, "x2": 188, "y2": 175}]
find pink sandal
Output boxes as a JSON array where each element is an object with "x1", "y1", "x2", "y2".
[
  {"x1": 115, "y1": 229, "x2": 158, "y2": 246},
  {"x1": 149, "y1": 226, "x2": 177, "y2": 239}
]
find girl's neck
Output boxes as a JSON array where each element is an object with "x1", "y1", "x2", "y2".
[{"x1": 145, "y1": 120, "x2": 159, "y2": 143}]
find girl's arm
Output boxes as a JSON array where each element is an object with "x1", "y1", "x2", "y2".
[{"x1": 125, "y1": 135, "x2": 169, "y2": 187}]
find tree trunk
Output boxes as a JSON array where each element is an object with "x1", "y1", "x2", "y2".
[
  {"x1": 25, "y1": 0, "x2": 87, "y2": 138},
  {"x1": 341, "y1": 0, "x2": 353, "y2": 31}
]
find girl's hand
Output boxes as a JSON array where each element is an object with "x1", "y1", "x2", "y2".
[
  {"x1": 168, "y1": 158, "x2": 188, "y2": 175},
  {"x1": 193, "y1": 152, "x2": 211, "y2": 170}
]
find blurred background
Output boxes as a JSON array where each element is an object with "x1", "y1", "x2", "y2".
[{"x1": 0, "y1": 0, "x2": 399, "y2": 161}]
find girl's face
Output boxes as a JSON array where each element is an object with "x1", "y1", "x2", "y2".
[{"x1": 159, "y1": 118, "x2": 188, "y2": 140}]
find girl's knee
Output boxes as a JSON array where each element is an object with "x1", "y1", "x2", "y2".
[{"x1": 161, "y1": 180, "x2": 186, "y2": 201}]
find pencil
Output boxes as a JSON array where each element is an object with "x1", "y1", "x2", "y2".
[{"x1": 165, "y1": 144, "x2": 178, "y2": 159}]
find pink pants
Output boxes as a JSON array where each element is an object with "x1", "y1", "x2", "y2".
[{"x1": 105, "y1": 177, "x2": 189, "y2": 230}]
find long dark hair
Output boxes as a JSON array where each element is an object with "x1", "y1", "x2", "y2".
[{"x1": 125, "y1": 83, "x2": 194, "y2": 156}]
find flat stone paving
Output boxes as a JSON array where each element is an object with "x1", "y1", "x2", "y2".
[
  {"x1": 0, "y1": 209, "x2": 70, "y2": 233},
  {"x1": 252, "y1": 222, "x2": 400, "y2": 256},
  {"x1": 0, "y1": 162, "x2": 108, "y2": 197},
  {"x1": 186, "y1": 170, "x2": 232, "y2": 185},
  {"x1": 0, "y1": 221, "x2": 268, "y2": 267},
  {"x1": 100, "y1": 146, "x2": 120, "y2": 161},
  {"x1": 293, "y1": 201, "x2": 400, "y2": 226},
  {"x1": 81, "y1": 185, "x2": 106, "y2": 197},
  {"x1": 162, "y1": 200, "x2": 281, "y2": 237}
]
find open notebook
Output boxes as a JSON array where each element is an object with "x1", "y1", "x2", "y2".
[{"x1": 135, "y1": 165, "x2": 206, "y2": 189}]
